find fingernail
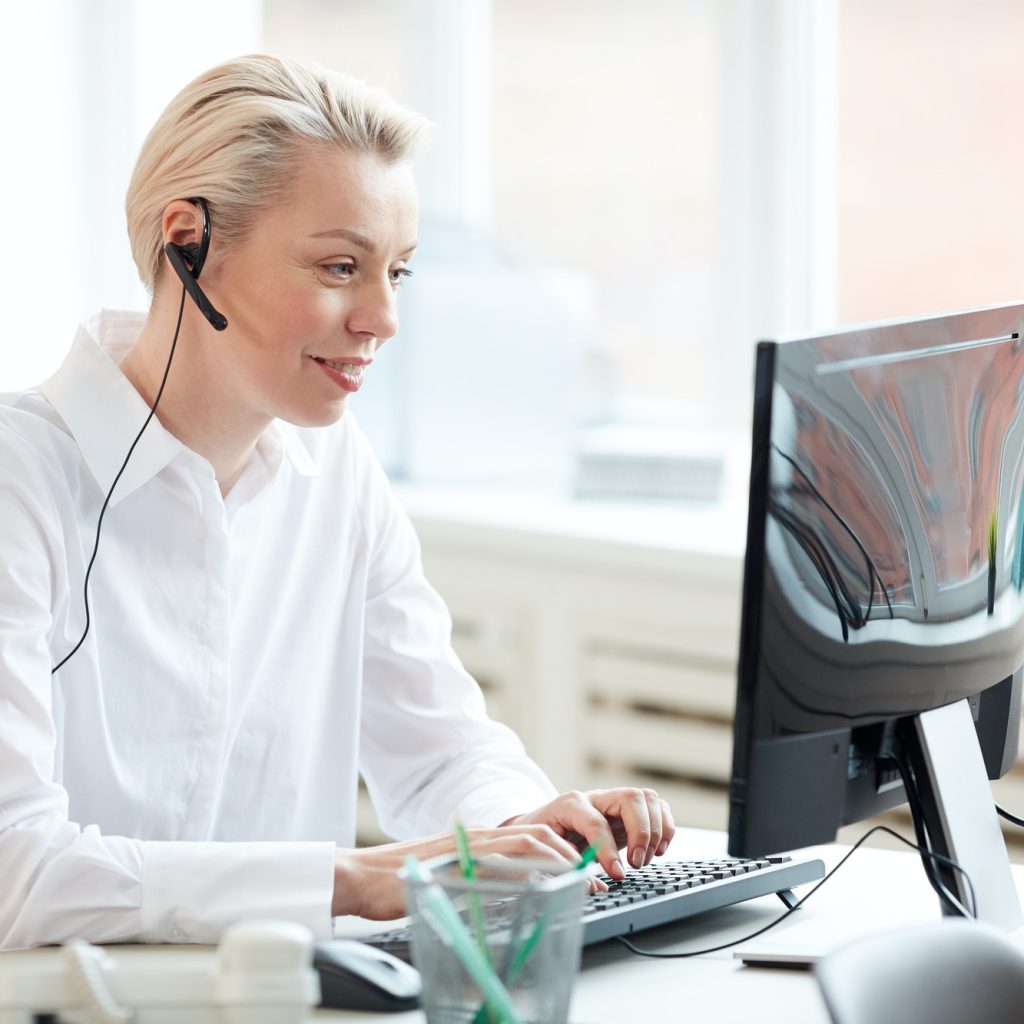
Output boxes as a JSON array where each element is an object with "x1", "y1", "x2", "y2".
[
  {"x1": 613, "y1": 858, "x2": 626, "y2": 879},
  {"x1": 631, "y1": 848, "x2": 643, "y2": 868},
  {"x1": 656, "y1": 841, "x2": 668, "y2": 857}
]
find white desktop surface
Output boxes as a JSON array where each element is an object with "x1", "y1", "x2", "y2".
[
  {"x1": 323, "y1": 825, "x2": 1024, "y2": 1021},
  {"x1": 570, "y1": 828, "x2": 982, "y2": 1024},
  {"x1": 4, "y1": 827, "x2": 1017, "y2": 1023},
  {"x1": 564, "y1": 830, "x2": 955, "y2": 1024}
]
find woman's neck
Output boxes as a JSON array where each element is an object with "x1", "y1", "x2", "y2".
[{"x1": 118, "y1": 301, "x2": 270, "y2": 497}]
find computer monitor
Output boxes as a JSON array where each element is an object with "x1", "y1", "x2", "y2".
[{"x1": 728, "y1": 303, "x2": 1024, "y2": 931}]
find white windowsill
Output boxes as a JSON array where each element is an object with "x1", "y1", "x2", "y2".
[{"x1": 395, "y1": 484, "x2": 748, "y2": 579}]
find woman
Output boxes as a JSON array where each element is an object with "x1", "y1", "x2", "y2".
[{"x1": 0, "y1": 55, "x2": 674, "y2": 949}]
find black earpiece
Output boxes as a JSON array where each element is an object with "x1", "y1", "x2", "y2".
[{"x1": 164, "y1": 196, "x2": 228, "y2": 331}]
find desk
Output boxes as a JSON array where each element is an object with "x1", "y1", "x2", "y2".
[
  {"x1": 330, "y1": 826, "x2": 1018, "y2": 1023},
  {"x1": 565, "y1": 834, "x2": 946, "y2": 1024},
  {"x1": 4, "y1": 828, "x2": 1020, "y2": 1023}
]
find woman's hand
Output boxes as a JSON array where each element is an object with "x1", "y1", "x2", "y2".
[
  {"x1": 332, "y1": 823, "x2": 586, "y2": 920},
  {"x1": 500, "y1": 788, "x2": 676, "y2": 882},
  {"x1": 332, "y1": 788, "x2": 675, "y2": 920}
]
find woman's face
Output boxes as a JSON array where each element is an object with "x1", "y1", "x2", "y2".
[{"x1": 187, "y1": 145, "x2": 419, "y2": 428}]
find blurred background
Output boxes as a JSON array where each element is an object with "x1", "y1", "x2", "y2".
[
  {"x1": 7, "y1": 0, "x2": 1024, "y2": 849},
  {"x1": 6, "y1": 0, "x2": 1024, "y2": 496}
]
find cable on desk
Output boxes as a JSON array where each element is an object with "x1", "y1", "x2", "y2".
[
  {"x1": 64, "y1": 941, "x2": 134, "y2": 1024},
  {"x1": 614, "y1": 825, "x2": 976, "y2": 960},
  {"x1": 996, "y1": 803, "x2": 1024, "y2": 828}
]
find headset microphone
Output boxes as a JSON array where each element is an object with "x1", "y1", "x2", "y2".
[{"x1": 164, "y1": 197, "x2": 229, "y2": 331}]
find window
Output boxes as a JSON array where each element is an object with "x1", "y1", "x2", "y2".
[
  {"x1": 0, "y1": 1, "x2": 260, "y2": 390},
  {"x1": 12, "y1": 2, "x2": 1020, "y2": 495},
  {"x1": 488, "y1": 0, "x2": 721, "y2": 420},
  {"x1": 839, "y1": 0, "x2": 1024, "y2": 323},
  {"x1": 263, "y1": 0, "x2": 735, "y2": 490}
]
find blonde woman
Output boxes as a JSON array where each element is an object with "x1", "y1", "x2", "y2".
[{"x1": 0, "y1": 55, "x2": 674, "y2": 949}]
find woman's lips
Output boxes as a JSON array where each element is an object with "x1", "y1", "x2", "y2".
[{"x1": 311, "y1": 355, "x2": 367, "y2": 393}]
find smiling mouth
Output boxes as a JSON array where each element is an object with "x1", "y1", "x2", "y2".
[
  {"x1": 312, "y1": 356, "x2": 366, "y2": 378},
  {"x1": 311, "y1": 355, "x2": 368, "y2": 394}
]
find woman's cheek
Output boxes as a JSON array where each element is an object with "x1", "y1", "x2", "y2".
[{"x1": 283, "y1": 287, "x2": 344, "y2": 339}]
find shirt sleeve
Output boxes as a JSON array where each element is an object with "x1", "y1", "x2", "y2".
[
  {"x1": 0, "y1": 425, "x2": 336, "y2": 950},
  {"x1": 352, "y1": 428, "x2": 558, "y2": 840}
]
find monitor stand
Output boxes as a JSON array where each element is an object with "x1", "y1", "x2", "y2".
[
  {"x1": 904, "y1": 698, "x2": 1022, "y2": 931},
  {"x1": 735, "y1": 698, "x2": 1023, "y2": 966}
]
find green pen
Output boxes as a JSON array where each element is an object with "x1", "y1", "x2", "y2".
[
  {"x1": 508, "y1": 843, "x2": 598, "y2": 975},
  {"x1": 470, "y1": 842, "x2": 600, "y2": 1024},
  {"x1": 405, "y1": 856, "x2": 524, "y2": 1024},
  {"x1": 456, "y1": 819, "x2": 499, "y2": 1024},
  {"x1": 455, "y1": 820, "x2": 494, "y2": 966}
]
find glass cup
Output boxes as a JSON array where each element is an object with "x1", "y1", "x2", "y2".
[{"x1": 403, "y1": 853, "x2": 588, "y2": 1024}]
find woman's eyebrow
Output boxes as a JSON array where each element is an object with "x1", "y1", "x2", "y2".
[{"x1": 309, "y1": 227, "x2": 417, "y2": 256}]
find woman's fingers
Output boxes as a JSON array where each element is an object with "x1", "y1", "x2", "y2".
[
  {"x1": 473, "y1": 823, "x2": 582, "y2": 865},
  {"x1": 655, "y1": 798, "x2": 676, "y2": 856},
  {"x1": 500, "y1": 792, "x2": 626, "y2": 879},
  {"x1": 642, "y1": 789, "x2": 663, "y2": 865},
  {"x1": 584, "y1": 788, "x2": 655, "y2": 870},
  {"x1": 335, "y1": 786, "x2": 676, "y2": 921}
]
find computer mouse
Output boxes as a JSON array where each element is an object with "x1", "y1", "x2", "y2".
[{"x1": 313, "y1": 938, "x2": 422, "y2": 1012}]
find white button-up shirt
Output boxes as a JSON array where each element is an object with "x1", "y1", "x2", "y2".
[{"x1": 0, "y1": 310, "x2": 555, "y2": 950}]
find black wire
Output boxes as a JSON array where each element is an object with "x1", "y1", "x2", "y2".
[
  {"x1": 771, "y1": 486, "x2": 891, "y2": 640},
  {"x1": 895, "y1": 748, "x2": 953, "y2": 913},
  {"x1": 774, "y1": 444, "x2": 889, "y2": 616},
  {"x1": 808, "y1": 523, "x2": 869, "y2": 629},
  {"x1": 790, "y1": 483, "x2": 877, "y2": 624},
  {"x1": 770, "y1": 493, "x2": 875, "y2": 637},
  {"x1": 891, "y1": 747, "x2": 973, "y2": 918},
  {"x1": 51, "y1": 286, "x2": 187, "y2": 674},
  {"x1": 614, "y1": 824, "x2": 976, "y2": 960},
  {"x1": 771, "y1": 503, "x2": 851, "y2": 641},
  {"x1": 770, "y1": 444, "x2": 892, "y2": 618},
  {"x1": 996, "y1": 803, "x2": 1024, "y2": 828},
  {"x1": 779, "y1": 506, "x2": 863, "y2": 627}
]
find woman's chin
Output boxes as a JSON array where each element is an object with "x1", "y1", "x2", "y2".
[{"x1": 281, "y1": 395, "x2": 350, "y2": 429}]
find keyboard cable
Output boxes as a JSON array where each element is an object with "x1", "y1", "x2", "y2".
[
  {"x1": 615, "y1": 824, "x2": 976, "y2": 960},
  {"x1": 996, "y1": 803, "x2": 1024, "y2": 828}
]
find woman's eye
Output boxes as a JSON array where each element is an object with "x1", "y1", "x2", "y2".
[
  {"x1": 390, "y1": 267, "x2": 414, "y2": 286},
  {"x1": 324, "y1": 263, "x2": 355, "y2": 278}
]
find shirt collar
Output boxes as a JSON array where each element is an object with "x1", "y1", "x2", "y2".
[
  {"x1": 40, "y1": 311, "x2": 186, "y2": 507},
  {"x1": 269, "y1": 420, "x2": 318, "y2": 478},
  {"x1": 40, "y1": 310, "x2": 320, "y2": 506}
]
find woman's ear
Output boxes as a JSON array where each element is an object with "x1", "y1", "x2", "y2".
[{"x1": 162, "y1": 199, "x2": 205, "y2": 251}]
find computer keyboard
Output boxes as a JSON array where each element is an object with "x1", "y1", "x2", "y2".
[{"x1": 364, "y1": 854, "x2": 826, "y2": 960}]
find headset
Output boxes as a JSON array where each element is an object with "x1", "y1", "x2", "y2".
[
  {"x1": 51, "y1": 197, "x2": 227, "y2": 673},
  {"x1": 164, "y1": 197, "x2": 229, "y2": 332}
]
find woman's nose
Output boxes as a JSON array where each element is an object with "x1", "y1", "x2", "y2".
[{"x1": 348, "y1": 277, "x2": 399, "y2": 343}]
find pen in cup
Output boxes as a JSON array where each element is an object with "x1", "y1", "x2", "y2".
[
  {"x1": 470, "y1": 842, "x2": 599, "y2": 1024},
  {"x1": 405, "y1": 855, "x2": 524, "y2": 1024},
  {"x1": 455, "y1": 820, "x2": 494, "y2": 966},
  {"x1": 509, "y1": 842, "x2": 598, "y2": 979}
]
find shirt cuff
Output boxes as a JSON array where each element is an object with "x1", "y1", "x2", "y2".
[
  {"x1": 452, "y1": 779, "x2": 559, "y2": 831},
  {"x1": 140, "y1": 840, "x2": 336, "y2": 944}
]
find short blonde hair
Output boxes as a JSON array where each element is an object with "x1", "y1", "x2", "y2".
[{"x1": 126, "y1": 54, "x2": 431, "y2": 292}]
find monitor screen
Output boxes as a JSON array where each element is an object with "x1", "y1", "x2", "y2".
[{"x1": 728, "y1": 304, "x2": 1024, "y2": 906}]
